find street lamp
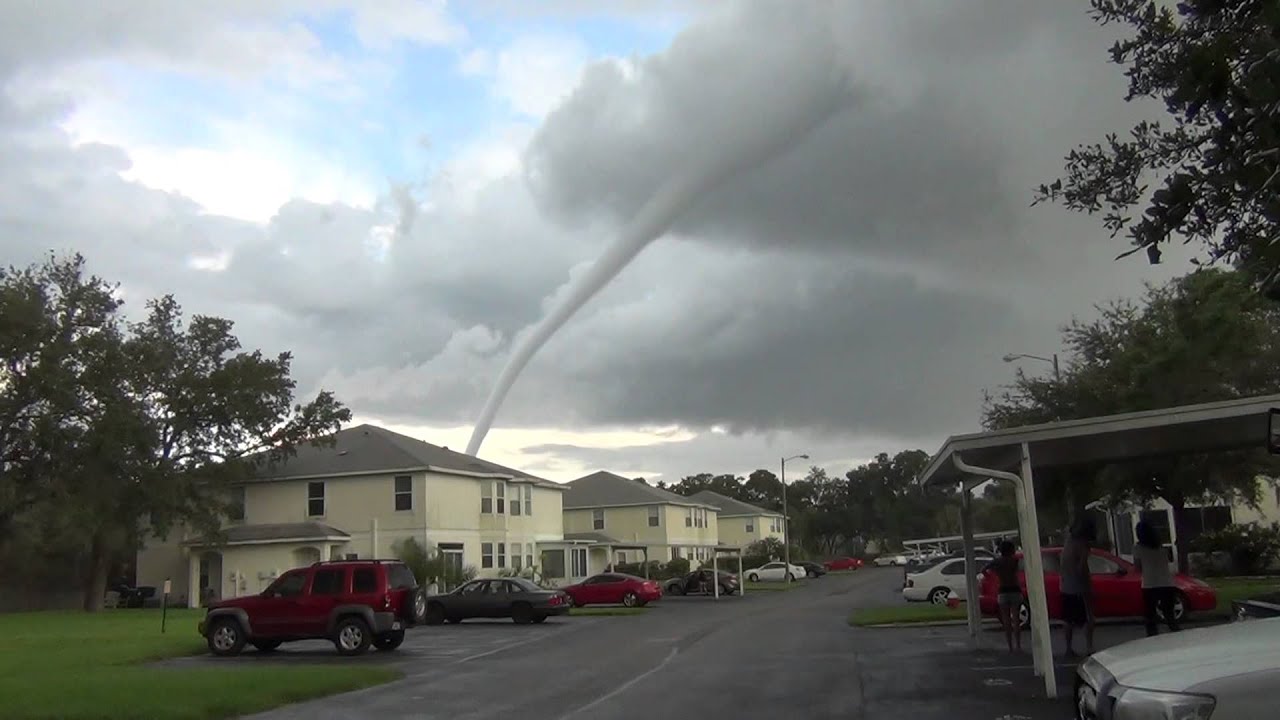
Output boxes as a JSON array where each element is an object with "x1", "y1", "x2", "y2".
[
  {"x1": 780, "y1": 453, "x2": 809, "y2": 581},
  {"x1": 1002, "y1": 352, "x2": 1060, "y2": 382}
]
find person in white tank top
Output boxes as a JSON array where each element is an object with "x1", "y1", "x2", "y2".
[{"x1": 1132, "y1": 520, "x2": 1181, "y2": 636}]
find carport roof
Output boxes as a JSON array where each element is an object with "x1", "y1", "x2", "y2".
[{"x1": 920, "y1": 393, "x2": 1280, "y2": 487}]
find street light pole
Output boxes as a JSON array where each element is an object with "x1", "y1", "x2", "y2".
[
  {"x1": 780, "y1": 453, "x2": 809, "y2": 582},
  {"x1": 1002, "y1": 351, "x2": 1060, "y2": 382}
]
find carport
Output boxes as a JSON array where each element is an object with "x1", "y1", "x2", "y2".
[
  {"x1": 918, "y1": 393, "x2": 1280, "y2": 698},
  {"x1": 710, "y1": 545, "x2": 747, "y2": 599}
]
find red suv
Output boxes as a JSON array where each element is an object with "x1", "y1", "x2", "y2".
[{"x1": 199, "y1": 560, "x2": 427, "y2": 656}]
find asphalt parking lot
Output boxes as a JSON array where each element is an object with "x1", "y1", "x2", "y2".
[{"x1": 208, "y1": 569, "x2": 1205, "y2": 720}]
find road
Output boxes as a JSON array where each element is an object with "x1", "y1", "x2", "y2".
[{"x1": 237, "y1": 569, "x2": 1071, "y2": 720}]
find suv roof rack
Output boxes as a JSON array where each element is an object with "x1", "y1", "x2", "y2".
[{"x1": 309, "y1": 559, "x2": 405, "y2": 566}]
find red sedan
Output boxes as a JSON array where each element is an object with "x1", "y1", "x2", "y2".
[
  {"x1": 561, "y1": 572, "x2": 663, "y2": 608},
  {"x1": 824, "y1": 557, "x2": 863, "y2": 571},
  {"x1": 979, "y1": 547, "x2": 1217, "y2": 627}
]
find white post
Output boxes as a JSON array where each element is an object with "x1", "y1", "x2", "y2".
[
  {"x1": 370, "y1": 517, "x2": 380, "y2": 559},
  {"x1": 713, "y1": 553, "x2": 720, "y2": 600},
  {"x1": 1020, "y1": 442, "x2": 1057, "y2": 699},
  {"x1": 738, "y1": 553, "x2": 745, "y2": 596},
  {"x1": 960, "y1": 483, "x2": 980, "y2": 640},
  {"x1": 187, "y1": 551, "x2": 201, "y2": 609}
]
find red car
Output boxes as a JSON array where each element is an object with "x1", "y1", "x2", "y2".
[
  {"x1": 978, "y1": 547, "x2": 1217, "y2": 627},
  {"x1": 824, "y1": 557, "x2": 863, "y2": 571},
  {"x1": 561, "y1": 572, "x2": 663, "y2": 607}
]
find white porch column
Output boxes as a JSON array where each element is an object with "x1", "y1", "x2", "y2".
[
  {"x1": 187, "y1": 551, "x2": 200, "y2": 609},
  {"x1": 370, "y1": 518, "x2": 380, "y2": 558},
  {"x1": 712, "y1": 553, "x2": 719, "y2": 600},
  {"x1": 738, "y1": 554, "x2": 744, "y2": 596},
  {"x1": 1019, "y1": 443, "x2": 1056, "y2": 698},
  {"x1": 960, "y1": 482, "x2": 980, "y2": 640}
]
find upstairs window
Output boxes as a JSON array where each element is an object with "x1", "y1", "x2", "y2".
[
  {"x1": 524, "y1": 485, "x2": 533, "y2": 514},
  {"x1": 394, "y1": 475, "x2": 412, "y2": 511},
  {"x1": 307, "y1": 482, "x2": 325, "y2": 517},
  {"x1": 685, "y1": 508, "x2": 693, "y2": 527},
  {"x1": 745, "y1": 521, "x2": 754, "y2": 533},
  {"x1": 511, "y1": 484, "x2": 523, "y2": 516},
  {"x1": 592, "y1": 509, "x2": 605, "y2": 530},
  {"x1": 496, "y1": 482, "x2": 506, "y2": 514},
  {"x1": 481, "y1": 481, "x2": 493, "y2": 514},
  {"x1": 648, "y1": 506, "x2": 660, "y2": 527},
  {"x1": 228, "y1": 486, "x2": 246, "y2": 521}
]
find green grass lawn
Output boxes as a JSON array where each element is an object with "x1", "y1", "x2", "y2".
[
  {"x1": 0, "y1": 608, "x2": 401, "y2": 720},
  {"x1": 568, "y1": 606, "x2": 649, "y2": 616},
  {"x1": 1206, "y1": 576, "x2": 1280, "y2": 616},
  {"x1": 847, "y1": 604, "x2": 967, "y2": 627}
]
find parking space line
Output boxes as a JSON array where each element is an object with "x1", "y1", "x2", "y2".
[{"x1": 555, "y1": 647, "x2": 679, "y2": 720}]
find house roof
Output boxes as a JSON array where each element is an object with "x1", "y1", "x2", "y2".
[
  {"x1": 247, "y1": 424, "x2": 561, "y2": 487},
  {"x1": 184, "y1": 522, "x2": 350, "y2": 546},
  {"x1": 563, "y1": 471, "x2": 719, "y2": 510},
  {"x1": 564, "y1": 531, "x2": 621, "y2": 543},
  {"x1": 687, "y1": 490, "x2": 782, "y2": 518}
]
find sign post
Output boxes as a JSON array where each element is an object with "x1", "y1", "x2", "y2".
[{"x1": 161, "y1": 578, "x2": 171, "y2": 634}]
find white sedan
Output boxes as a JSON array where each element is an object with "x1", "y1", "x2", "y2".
[
  {"x1": 1075, "y1": 617, "x2": 1280, "y2": 719},
  {"x1": 874, "y1": 554, "x2": 907, "y2": 567},
  {"x1": 744, "y1": 562, "x2": 807, "y2": 582},
  {"x1": 901, "y1": 557, "x2": 981, "y2": 605}
]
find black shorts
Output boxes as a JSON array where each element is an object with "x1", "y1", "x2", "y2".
[{"x1": 1061, "y1": 592, "x2": 1089, "y2": 626}]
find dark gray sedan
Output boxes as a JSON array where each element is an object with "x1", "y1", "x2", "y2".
[{"x1": 424, "y1": 577, "x2": 571, "y2": 625}]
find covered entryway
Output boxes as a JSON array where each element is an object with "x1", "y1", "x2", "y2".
[{"x1": 918, "y1": 393, "x2": 1280, "y2": 698}]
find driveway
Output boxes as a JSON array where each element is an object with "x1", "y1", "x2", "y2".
[{"x1": 228, "y1": 569, "x2": 1100, "y2": 719}]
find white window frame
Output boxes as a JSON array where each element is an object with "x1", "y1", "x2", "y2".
[
  {"x1": 481, "y1": 481, "x2": 493, "y2": 514},
  {"x1": 496, "y1": 482, "x2": 506, "y2": 514},
  {"x1": 524, "y1": 485, "x2": 533, "y2": 515},
  {"x1": 481, "y1": 542, "x2": 494, "y2": 568},
  {"x1": 307, "y1": 481, "x2": 325, "y2": 517},
  {"x1": 511, "y1": 484, "x2": 523, "y2": 516},
  {"x1": 745, "y1": 520, "x2": 754, "y2": 533},
  {"x1": 648, "y1": 506, "x2": 660, "y2": 527},
  {"x1": 571, "y1": 547, "x2": 588, "y2": 577},
  {"x1": 393, "y1": 475, "x2": 412, "y2": 512},
  {"x1": 685, "y1": 508, "x2": 693, "y2": 527},
  {"x1": 497, "y1": 542, "x2": 506, "y2": 569},
  {"x1": 526, "y1": 547, "x2": 534, "y2": 570},
  {"x1": 592, "y1": 508, "x2": 605, "y2": 530},
  {"x1": 512, "y1": 543, "x2": 523, "y2": 570}
]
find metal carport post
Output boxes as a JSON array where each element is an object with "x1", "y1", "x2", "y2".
[{"x1": 711, "y1": 546, "x2": 745, "y2": 600}]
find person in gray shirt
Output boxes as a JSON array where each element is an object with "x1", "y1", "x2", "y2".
[
  {"x1": 1133, "y1": 519, "x2": 1181, "y2": 636},
  {"x1": 1059, "y1": 517, "x2": 1096, "y2": 657}
]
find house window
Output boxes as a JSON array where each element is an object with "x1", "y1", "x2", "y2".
[
  {"x1": 745, "y1": 521, "x2": 754, "y2": 533},
  {"x1": 694, "y1": 508, "x2": 704, "y2": 528},
  {"x1": 671, "y1": 548, "x2": 681, "y2": 561},
  {"x1": 592, "y1": 509, "x2": 605, "y2": 530},
  {"x1": 541, "y1": 549, "x2": 566, "y2": 578},
  {"x1": 571, "y1": 547, "x2": 588, "y2": 577},
  {"x1": 685, "y1": 508, "x2": 693, "y2": 527},
  {"x1": 524, "y1": 485, "x2": 533, "y2": 515},
  {"x1": 512, "y1": 543, "x2": 523, "y2": 570},
  {"x1": 228, "y1": 486, "x2": 245, "y2": 521},
  {"x1": 482, "y1": 542, "x2": 494, "y2": 569},
  {"x1": 481, "y1": 481, "x2": 493, "y2": 514},
  {"x1": 394, "y1": 475, "x2": 412, "y2": 511},
  {"x1": 648, "y1": 506, "x2": 660, "y2": 527},
  {"x1": 307, "y1": 481, "x2": 325, "y2": 517},
  {"x1": 511, "y1": 485, "x2": 523, "y2": 516},
  {"x1": 496, "y1": 483, "x2": 506, "y2": 514},
  {"x1": 497, "y1": 543, "x2": 506, "y2": 569},
  {"x1": 526, "y1": 547, "x2": 534, "y2": 570}
]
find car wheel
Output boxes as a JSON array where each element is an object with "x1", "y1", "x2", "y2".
[
  {"x1": 251, "y1": 639, "x2": 282, "y2": 653},
  {"x1": 374, "y1": 630, "x2": 406, "y2": 651},
  {"x1": 928, "y1": 587, "x2": 951, "y2": 606},
  {"x1": 719, "y1": 584, "x2": 733, "y2": 596},
  {"x1": 622, "y1": 591, "x2": 640, "y2": 607},
  {"x1": 207, "y1": 617, "x2": 246, "y2": 657},
  {"x1": 334, "y1": 616, "x2": 373, "y2": 656},
  {"x1": 425, "y1": 602, "x2": 446, "y2": 626},
  {"x1": 532, "y1": 615, "x2": 548, "y2": 624},
  {"x1": 1161, "y1": 592, "x2": 1187, "y2": 622},
  {"x1": 747, "y1": 573, "x2": 759, "y2": 582},
  {"x1": 667, "y1": 584, "x2": 684, "y2": 595},
  {"x1": 512, "y1": 603, "x2": 534, "y2": 625},
  {"x1": 411, "y1": 588, "x2": 428, "y2": 624},
  {"x1": 1018, "y1": 599, "x2": 1031, "y2": 629},
  {"x1": 807, "y1": 570, "x2": 818, "y2": 578}
]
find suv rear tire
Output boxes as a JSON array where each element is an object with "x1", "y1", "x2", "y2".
[
  {"x1": 333, "y1": 616, "x2": 373, "y2": 656},
  {"x1": 374, "y1": 630, "x2": 405, "y2": 651},
  {"x1": 207, "y1": 617, "x2": 247, "y2": 657}
]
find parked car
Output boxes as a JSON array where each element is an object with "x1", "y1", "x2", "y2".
[
  {"x1": 200, "y1": 559, "x2": 426, "y2": 657},
  {"x1": 1075, "y1": 617, "x2": 1280, "y2": 720},
  {"x1": 903, "y1": 556, "x2": 982, "y2": 605},
  {"x1": 824, "y1": 557, "x2": 863, "y2": 571},
  {"x1": 561, "y1": 573, "x2": 662, "y2": 607},
  {"x1": 664, "y1": 569, "x2": 740, "y2": 596},
  {"x1": 797, "y1": 561, "x2": 827, "y2": 578},
  {"x1": 425, "y1": 577, "x2": 570, "y2": 625},
  {"x1": 978, "y1": 547, "x2": 1217, "y2": 628},
  {"x1": 1232, "y1": 589, "x2": 1280, "y2": 622},
  {"x1": 873, "y1": 554, "x2": 907, "y2": 567},
  {"x1": 745, "y1": 561, "x2": 807, "y2": 582}
]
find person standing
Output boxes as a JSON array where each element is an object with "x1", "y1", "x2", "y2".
[
  {"x1": 1059, "y1": 517, "x2": 1096, "y2": 657},
  {"x1": 985, "y1": 540, "x2": 1023, "y2": 653},
  {"x1": 1133, "y1": 520, "x2": 1181, "y2": 636}
]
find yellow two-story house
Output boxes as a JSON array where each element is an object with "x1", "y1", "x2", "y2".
[
  {"x1": 135, "y1": 424, "x2": 566, "y2": 607},
  {"x1": 688, "y1": 490, "x2": 786, "y2": 548},
  {"x1": 553, "y1": 471, "x2": 722, "y2": 578}
]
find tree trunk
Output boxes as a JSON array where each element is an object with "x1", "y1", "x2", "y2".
[
  {"x1": 82, "y1": 530, "x2": 111, "y2": 612},
  {"x1": 1169, "y1": 499, "x2": 1191, "y2": 575}
]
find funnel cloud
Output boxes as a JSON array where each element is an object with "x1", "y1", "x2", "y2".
[{"x1": 466, "y1": 24, "x2": 854, "y2": 455}]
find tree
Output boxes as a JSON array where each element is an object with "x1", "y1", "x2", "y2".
[
  {"x1": 0, "y1": 255, "x2": 351, "y2": 610},
  {"x1": 1035, "y1": 1, "x2": 1280, "y2": 292},
  {"x1": 843, "y1": 450, "x2": 936, "y2": 548},
  {"x1": 985, "y1": 268, "x2": 1280, "y2": 570}
]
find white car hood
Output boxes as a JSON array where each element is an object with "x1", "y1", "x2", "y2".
[{"x1": 1093, "y1": 617, "x2": 1280, "y2": 692}]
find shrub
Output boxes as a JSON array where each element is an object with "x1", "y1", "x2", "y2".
[
  {"x1": 1190, "y1": 522, "x2": 1280, "y2": 575},
  {"x1": 392, "y1": 538, "x2": 476, "y2": 590}
]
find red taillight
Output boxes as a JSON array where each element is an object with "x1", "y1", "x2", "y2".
[{"x1": 550, "y1": 594, "x2": 563, "y2": 606}]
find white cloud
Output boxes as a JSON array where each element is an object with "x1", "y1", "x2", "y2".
[{"x1": 461, "y1": 34, "x2": 592, "y2": 119}]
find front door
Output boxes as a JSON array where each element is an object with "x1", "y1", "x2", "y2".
[
  {"x1": 439, "y1": 544, "x2": 464, "y2": 591},
  {"x1": 293, "y1": 566, "x2": 346, "y2": 636},
  {"x1": 256, "y1": 570, "x2": 308, "y2": 636}
]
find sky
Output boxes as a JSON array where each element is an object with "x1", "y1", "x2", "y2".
[{"x1": 0, "y1": 1, "x2": 1201, "y2": 484}]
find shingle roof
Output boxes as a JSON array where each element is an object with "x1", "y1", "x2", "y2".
[
  {"x1": 185, "y1": 522, "x2": 350, "y2": 546},
  {"x1": 563, "y1": 531, "x2": 621, "y2": 543},
  {"x1": 563, "y1": 471, "x2": 719, "y2": 510},
  {"x1": 688, "y1": 490, "x2": 782, "y2": 518},
  {"x1": 247, "y1": 424, "x2": 560, "y2": 487}
]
